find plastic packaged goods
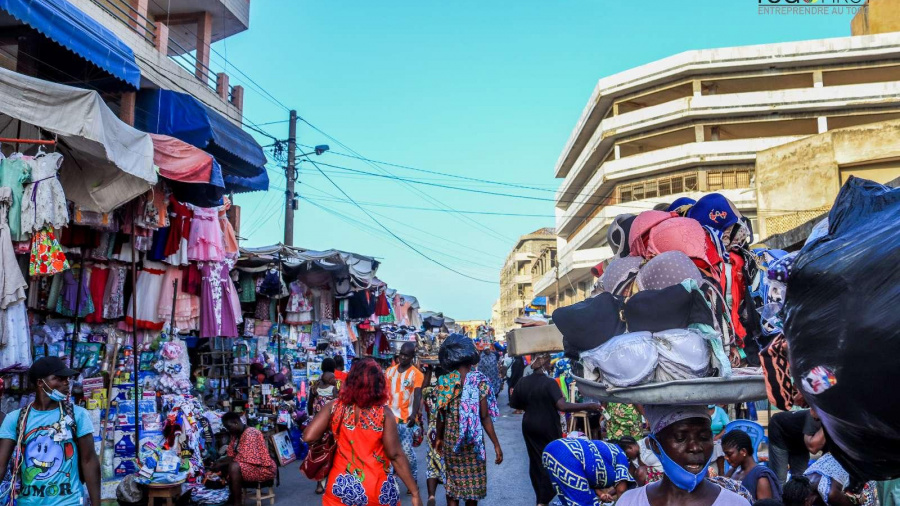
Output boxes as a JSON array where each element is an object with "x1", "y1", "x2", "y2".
[
  {"x1": 784, "y1": 177, "x2": 900, "y2": 484},
  {"x1": 580, "y1": 332, "x2": 657, "y2": 388}
]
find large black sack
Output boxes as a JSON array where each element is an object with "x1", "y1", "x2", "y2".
[
  {"x1": 439, "y1": 333, "x2": 478, "y2": 370},
  {"x1": 784, "y1": 177, "x2": 900, "y2": 484}
]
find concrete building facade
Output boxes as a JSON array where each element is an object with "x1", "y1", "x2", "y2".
[
  {"x1": 496, "y1": 228, "x2": 555, "y2": 336},
  {"x1": 536, "y1": 31, "x2": 900, "y2": 305}
]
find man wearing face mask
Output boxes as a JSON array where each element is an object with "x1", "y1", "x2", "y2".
[
  {"x1": 616, "y1": 404, "x2": 748, "y2": 506},
  {"x1": 0, "y1": 357, "x2": 100, "y2": 506}
]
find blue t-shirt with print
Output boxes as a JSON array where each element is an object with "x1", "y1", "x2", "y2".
[{"x1": 0, "y1": 405, "x2": 94, "y2": 506}]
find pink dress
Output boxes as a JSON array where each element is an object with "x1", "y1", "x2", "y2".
[
  {"x1": 157, "y1": 266, "x2": 200, "y2": 332},
  {"x1": 187, "y1": 205, "x2": 224, "y2": 262}
]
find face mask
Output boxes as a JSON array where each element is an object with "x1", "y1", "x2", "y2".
[
  {"x1": 41, "y1": 380, "x2": 68, "y2": 402},
  {"x1": 649, "y1": 434, "x2": 712, "y2": 492}
]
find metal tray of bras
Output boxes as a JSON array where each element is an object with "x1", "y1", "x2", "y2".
[{"x1": 573, "y1": 375, "x2": 767, "y2": 405}]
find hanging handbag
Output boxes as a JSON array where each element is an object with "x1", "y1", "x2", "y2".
[{"x1": 299, "y1": 404, "x2": 343, "y2": 481}]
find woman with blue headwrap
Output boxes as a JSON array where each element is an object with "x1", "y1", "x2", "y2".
[{"x1": 542, "y1": 437, "x2": 635, "y2": 505}]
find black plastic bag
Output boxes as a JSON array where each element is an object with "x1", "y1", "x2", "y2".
[
  {"x1": 439, "y1": 333, "x2": 479, "y2": 370},
  {"x1": 784, "y1": 177, "x2": 900, "y2": 484}
]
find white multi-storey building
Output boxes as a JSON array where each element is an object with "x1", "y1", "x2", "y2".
[{"x1": 537, "y1": 32, "x2": 900, "y2": 311}]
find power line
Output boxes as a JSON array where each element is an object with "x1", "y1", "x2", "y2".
[{"x1": 303, "y1": 155, "x2": 498, "y2": 284}]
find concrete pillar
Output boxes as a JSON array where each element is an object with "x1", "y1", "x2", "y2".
[
  {"x1": 818, "y1": 117, "x2": 828, "y2": 134},
  {"x1": 154, "y1": 22, "x2": 169, "y2": 55},
  {"x1": 216, "y1": 73, "x2": 230, "y2": 100},
  {"x1": 813, "y1": 70, "x2": 824, "y2": 88},
  {"x1": 231, "y1": 85, "x2": 244, "y2": 114},
  {"x1": 195, "y1": 11, "x2": 212, "y2": 82},
  {"x1": 693, "y1": 80, "x2": 702, "y2": 97},
  {"x1": 613, "y1": 103, "x2": 619, "y2": 116},
  {"x1": 128, "y1": 0, "x2": 149, "y2": 30},
  {"x1": 710, "y1": 126, "x2": 720, "y2": 141},
  {"x1": 695, "y1": 125, "x2": 705, "y2": 143},
  {"x1": 120, "y1": 92, "x2": 136, "y2": 126},
  {"x1": 614, "y1": 144, "x2": 621, "y2": 160}
]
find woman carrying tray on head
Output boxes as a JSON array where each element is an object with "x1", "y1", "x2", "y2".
[{"x1": 616, "y1": 405, "x2": 749, "y2": 506}]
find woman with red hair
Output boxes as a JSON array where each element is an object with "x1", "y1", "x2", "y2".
[{"x1": 304, "y1": 358, "x2": 423, "y2": 506}]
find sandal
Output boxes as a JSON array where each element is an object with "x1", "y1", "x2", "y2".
[{"x1": 315, "y1": 483, "x2": 325, "y2": 495}]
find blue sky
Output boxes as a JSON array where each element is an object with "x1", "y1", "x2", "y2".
[{"x1": 216, "y1": 0, "x2": 853, "y2": 320}]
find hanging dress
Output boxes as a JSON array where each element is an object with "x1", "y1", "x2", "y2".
[
  {"x1": 21, "y1": 152, "x2": 68, "y2": 233},
  {"x1": 164, "y1": 196, "x2": 192, "y2": 265},
  {"x1": 103, "y1": 263, "x2": 127, "y2": 319},
  {"x1": 157, "y1": 266, "x2": 200, "y2": 332},
  {"x1": 55, "y1": 267, "x2": 94, "y2": 318},
  {"x1": 29, "y1": 227, "x2": 69, "y2": 276},
  {"x1": 199, "y1": 262, "x2": 239, "y2": 338},
  {"x1": 219, "y1": 197, "x2": 239, "y2": 258},
  {"x1": 0, "y1": 187, "x2": 31, "y2": 369},
  {"x1": 84, "y1": 263, "x2": 109, "y2": 323},
  {"x1": 285, "y1": 280, "x2": 313, "y2": 324},
  {"x1": 187, "y1": 205, "x2": 224, "y2": 262},
  {"x1": 0, "y1": 158, "x2": 31, "y2": 242},
  {"x1": 124, "y1": 261, "x2": 167, "y2": 330}
]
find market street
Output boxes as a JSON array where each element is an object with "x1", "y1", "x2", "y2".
[{"x1": 276, "y1": 388, "x2": 531, "y2": 505}]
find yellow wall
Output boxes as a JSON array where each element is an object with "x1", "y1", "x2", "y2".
[
  {"x1": 756, "y1": 119, "x2": 900, "y2": 239},
  {"x1": 852, "y1": 0, "x2": 900, "y2": 36}
]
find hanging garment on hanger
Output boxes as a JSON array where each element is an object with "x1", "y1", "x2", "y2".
[
  {"x1": 123, "y1": 261, "x2": 167, "y2": 330},
  {"x1": 0, "y1": 158, "x2": 31, "y2": 241},
  {"x1": 21, "y1": 152, "x2": 68, "y2": 233},
  {"x1": 164, "y1": 196, "x2": 192, "y2": 265},
  {"x1": 285, "y1": 280, "x2": 313, "y2": 324},
  {"x1": 218, "y1": 197, "x2": 239, "y2": 258},
  {"x1": 29, "y1": 226, "x2": 69, "y2": 276},
  {"x1": 0, "y1": 187, "x2": 26, "y2": 310},
  {"x1": 102, "y1": 262, "x2": 127, "y2": 319},
  {"x1": 84, "y1": 263, "x2": 109, "y2": 323},
  {"x1": 187, "y1": 205, "x2": 224, "y2": 262},
  {"x1": 55, "y1": 267, "x2": 93, "y2": 318},
  {"x1": 199, "y1": 261, "x2": 239, "y2": 338},
  {"x1": 158, "y1": 266, "x2": 199, "y2": 332}
]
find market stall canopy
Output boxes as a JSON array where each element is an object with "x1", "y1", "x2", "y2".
[
  {"x1": 238, "y1": 244, "x2": 379, "y2": 287},
  {"x1": 0, "y1": 66, "x2": 155, "y2": 211},
  {"x1": 0, "y1": 0, "x2": 141, "y2": 88},
  {"x1": 135, "y1": 89, "x2": 269, "y2": 193}
]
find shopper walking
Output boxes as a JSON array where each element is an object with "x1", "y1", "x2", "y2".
[
  {"x1": 422, "y1": 364, "x2": 447, "y2": 506},
  {"x1": 303, "y1": 358, "x2": 423, "y2": 506},
  {"x1": 386, "y1": 341, "x2": 424, "y2": 492},
  {"x1": 475, "y1": 343, "x2": 502, "y2": 397},
  {"x1": 435, "y1": 334, "x2": 503, "y2": 506}
]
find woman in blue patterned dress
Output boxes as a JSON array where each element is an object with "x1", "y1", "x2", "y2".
[{"x1": 542, "y1": 437, "x2": 636, "y2": 505}]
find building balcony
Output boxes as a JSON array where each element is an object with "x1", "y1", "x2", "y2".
[
  {"x1": 75, "y1": 0, "x2": 246, "y2": 122},
  {"x1": 556, "y1": 81, "x2": 900, "y2": 210},
  {"x1": 556, "y1": 137, "x2": 800, "y2": 236},
  {"x1": 514, "y1": 274, "x2": 531, "y2": 285},
  {"x1": 554, "y1": 32, "x2": 900, "y2": 180}
]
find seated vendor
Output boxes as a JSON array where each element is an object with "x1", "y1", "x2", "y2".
[
  {"x1": 215, "y1": 412, "x2": 277, "y2": 506},
  {"x1": 542, "y1": 437, "x2": 636, "y2": 505},
  {"x1": 616, "y1": 404, "x2": 749, "y2": 506}
]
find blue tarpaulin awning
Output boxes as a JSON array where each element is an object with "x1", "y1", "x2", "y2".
[
  {"x1": 135, "y1": 89, "x2": 269, "y2": 193},
  {"x1": 531, "y1": 296, "x2": 547, "y2": 307},
  {"x1": 0, "y1": 0, "x2": 141, "y2": 88}
]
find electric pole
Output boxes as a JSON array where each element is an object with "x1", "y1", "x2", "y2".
[{"x1": 284, "y1": 109, "x2": 297, "y2": 246}]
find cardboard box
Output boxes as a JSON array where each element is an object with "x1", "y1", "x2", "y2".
[{"x1": 507, "y1": 325, "x2": 564, "y2": 356}]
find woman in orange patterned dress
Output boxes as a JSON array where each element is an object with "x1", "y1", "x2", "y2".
[{"x1": 304, "y1": 358, "x2": 423, "y2": 506}]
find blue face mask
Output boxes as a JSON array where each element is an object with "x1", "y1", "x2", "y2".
[
  {"x1": 649, "y1": 434, "x2": 712, "y2": 492},
  {"x1": 41, "y1": 380, "x2": 68, "y2": 402}
]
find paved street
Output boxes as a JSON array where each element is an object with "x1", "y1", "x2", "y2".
[{"x1": 274, "y1": 388, "x2": 533, "y2": 505}]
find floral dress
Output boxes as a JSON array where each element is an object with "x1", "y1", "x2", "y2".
[
  {"x1": 325, "y1": 402, "x2": 401, "y2": 506},
  {"x1": 606, "y1": 403, "x2": 644, "y2": 440},
  {"x1": 436, "y1": 371, "x2": 499, "y2": 500}
]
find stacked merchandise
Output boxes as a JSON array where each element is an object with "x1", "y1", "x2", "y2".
[{"x1": 553, "y1": 193, "x2": 779, "y2": 396}]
